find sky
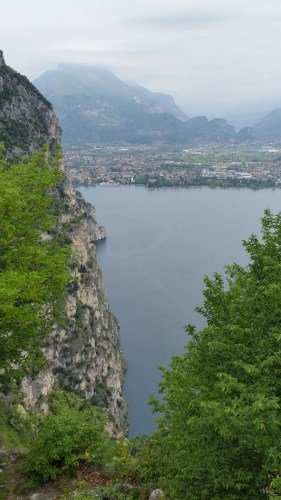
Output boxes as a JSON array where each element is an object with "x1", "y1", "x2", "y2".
[{"x1": 2, "y1": 0, "x2": 281, "y2": 121}]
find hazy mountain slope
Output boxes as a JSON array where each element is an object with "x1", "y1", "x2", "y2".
[
  {"x1": 34, "y1": 63, "x2": 188, "y2": 143},
  {"x1": 128, "y1": 81, "x2": 189, "y2": 121},
  {"x1": 252, "y1": 108, "x2": 281, "y2": 140},
  {"x1": 34, "y1": 63, "x2": 237, "y2": 144}
]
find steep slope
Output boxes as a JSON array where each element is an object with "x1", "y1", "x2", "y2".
[
  {"x1": 0, "y1": 51, "x2": 60, "y2": 159},
  {"x1": 34, "y1": 63, "x2": 236, "y2": 144},
  {"x1": 129, "y1": 81, "x2": 188, "y2": 122},
  {"x1": 252, "y1": 107, "x2": 281, "y2": 140},
  {"x1": 34, "y1": 63, "x2": 188, "y2": 144},
  {"x1": 0, "y1": 52, "x2": 127, "y2": 437}
]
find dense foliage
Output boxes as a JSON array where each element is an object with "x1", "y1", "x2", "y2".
[
  {"x1": 0, "y1": 143, "x2": 70, "y2": 378},
  {"x1": 150, "y1": 210, "x2": 281, "y2": 498},
  {"x1": 27, "y1": 391, "x2": 109, "y2": 485}
]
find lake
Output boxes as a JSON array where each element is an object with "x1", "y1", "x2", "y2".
[{"x1": 79, "y1": 185, "x2": 281, "y2": 436}]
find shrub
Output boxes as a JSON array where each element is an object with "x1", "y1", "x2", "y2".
[{"x1": 27, "y1": 392, "x2": 109, "y2": 485}]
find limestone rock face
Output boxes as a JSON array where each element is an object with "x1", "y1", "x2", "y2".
[
  {"x1": 21, "y1": 177, "x2": 128, "y2": 437},
  {"x1": 0, "y1": 51, "x2": 128, "y2": 437},
  {"x1": 149, "y1": 490, "x2": 164, "y2": 499}
]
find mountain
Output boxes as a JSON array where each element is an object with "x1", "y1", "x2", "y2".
[
  {"x1": 128, "y1": 81, "x2": 189, "y2": 122},
  {"x1": 251, "y1": 108, "x2": 281, "y2": 140},
  {"x1": 0, "y1": 51, "x2": 127, "y2": 437},
  {"x1": 34, "y1": 63, "x2": 236, "y2": 144},
  {"x1": 223, "y1": 99, "x2": 281, "y2": 130}
]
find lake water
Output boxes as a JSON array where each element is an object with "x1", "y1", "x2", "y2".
[{"x1": 79, "y1": 185, "x2": 281, "y2": 436}]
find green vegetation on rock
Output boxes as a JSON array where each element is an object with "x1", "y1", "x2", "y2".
[
  {"x1": 0, "y1": 63, "x2": 58, "y2": 157},
  {"x1": 0, "y1": 65, "x2": 51, "y2": 108},
  {"x1": 0, "y1": 143, "x2": 71, "y2": 379}
]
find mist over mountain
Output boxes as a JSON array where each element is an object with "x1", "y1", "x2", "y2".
[
  {"x1": 223, "y1": 99, "x2": 281, "y2": 130},
  {"x1": 251, "y1": 108, "x2": 281, "y2": 140},
  {"x1": 34, "y1": 64, "x2": 237, "y2": 145}
]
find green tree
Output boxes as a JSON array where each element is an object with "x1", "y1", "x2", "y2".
[
  {"x1": 150, "y1": 210, "x2": 281, "y2": 498},
  {"x1": 0, "y1": 143, "x2": 70, "y2": 378}
]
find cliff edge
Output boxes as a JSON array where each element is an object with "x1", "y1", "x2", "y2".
[{"x1": 0, "y1": 52, "x2": 127, "y2": 437}]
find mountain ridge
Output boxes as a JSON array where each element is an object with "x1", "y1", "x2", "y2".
[{"x1": 34, "y1": 63, "x2": 237, "y2": 144}]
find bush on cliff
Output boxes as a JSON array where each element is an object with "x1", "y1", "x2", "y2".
[
  {"x1": 27, "y1": 391, "x2": 110, "y2": 485},
  {"x1": 150, "y1": 210, "x2": 281, "y2": 498}
]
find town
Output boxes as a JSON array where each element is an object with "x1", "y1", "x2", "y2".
[{"x1": 64, "y1": 142, "x2": 281, "y2": 189}]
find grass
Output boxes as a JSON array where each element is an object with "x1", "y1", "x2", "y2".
[{"x1": 0, "y1": 403, "x2": 25, "y2": 451}]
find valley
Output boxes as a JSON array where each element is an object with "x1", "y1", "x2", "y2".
[
  {"x1": 65, "y1": 142, "x2": 281, "y2": 189},
  {"x1": 2, "y1": 0, "x2": 281, "y2": 493}
]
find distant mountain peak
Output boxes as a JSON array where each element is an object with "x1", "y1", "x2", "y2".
[
  {"x1": 55, "y1": 63, "x2": 127, "y2": 89},
  {"x1": 57, "y1": 62, "x2": 113, "y2": 71},
  {"x1": 34, "y1": 64, "x2": 236, "y2": 144},
  {"x1": 56, "y1": 62, "x2": 117, "y2": 78}
]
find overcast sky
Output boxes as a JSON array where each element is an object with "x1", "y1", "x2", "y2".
[{"x1": 1, "y1": 0, "x2": 281, "y2": 119}]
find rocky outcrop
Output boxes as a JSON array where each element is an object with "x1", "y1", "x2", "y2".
[
  {"x1": 0, "y1": 51, "x2": 127, "y2": 437},
  {"x1": 0, "y1": 58, "x2": 60, "y2": 159},
  {"x1": 149, "y1": 490, "x2": 165, "y2": 499},
  {"x1": 0, "y1": 50, "x2": 5, "y2": 66}
]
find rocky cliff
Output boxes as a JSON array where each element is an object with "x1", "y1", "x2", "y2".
[
  {"x1": 0, "y1": 52, "x2": 127, "y2": 437},
  {"x1": 0, "y1": 51, "x2": 60, "y2": 159}
]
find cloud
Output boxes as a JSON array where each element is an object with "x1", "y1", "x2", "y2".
[
  {"x1": 121, "y1": 9, "x2": 247, "y2": 31},
  {"x1": 55, "y1": 48, "x2": 147, "y2": 57},
  {"x1": 3, "y1": 0, "x2": 281, "y2": 118}
]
